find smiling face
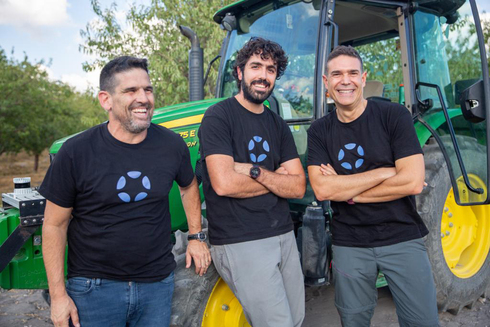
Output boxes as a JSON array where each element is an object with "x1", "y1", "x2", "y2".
[
  {"x1": 324, "y1": 55, "x2": 367, "y2": 111},
  {"x1": 99, "y1": 68, "x2": 155, "y2": 138},
  {"x1": 237, "y1": 53, "x2": 277, "y2": 105}
]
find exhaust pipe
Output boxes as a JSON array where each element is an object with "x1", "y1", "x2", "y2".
[{"x1": 179, "y1": 25, "x2": 204, "y2": 102}]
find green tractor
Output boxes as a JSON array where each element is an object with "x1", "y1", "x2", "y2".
[{"x1": 1, "y1": 0, "x2": 490, "y2": 325}]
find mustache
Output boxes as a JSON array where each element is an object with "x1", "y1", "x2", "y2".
[
  {"x1": 251, "y1": 79, "x2": 270, "y2": 87},
  {"x1": 129, "y1": 102, "x2": 152, "y2": 110}
]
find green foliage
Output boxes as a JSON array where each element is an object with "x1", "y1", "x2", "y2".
[
  {"x1": 0, "y1": 48, "x2": 106, "y2": 170},
  {"x1": 445, "y1": 15, "x2": 489, "y2": 84},
  {"x1": 80, "y1": 0, "x2": 234, "y2": 108}
]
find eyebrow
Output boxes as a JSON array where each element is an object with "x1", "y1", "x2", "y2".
[
  {"x1": 122, "y1": 85, "x2": 153, "y2": 93},
  {"x1": 249, "y1": 61, "x2": 277, "y2": 69},
  {"x1": 330, "y1": 69, "x2": 360, "y2": 75}
]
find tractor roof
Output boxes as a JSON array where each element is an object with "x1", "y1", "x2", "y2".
[{"x1": 213, "y1": 0, "x2": 465, "y2": 25}]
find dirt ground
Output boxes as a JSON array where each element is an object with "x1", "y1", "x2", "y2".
[
  {"x1": 0, "y1": 151, "x2": 50, "y2": 195},
  {"x1": 0, "y1": 285, "x2": 489, "y2": 326}
]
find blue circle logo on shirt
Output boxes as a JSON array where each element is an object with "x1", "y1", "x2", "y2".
[
  {"x1": 248, "y1": 136, "x2": 270, "y2": 163},
  {"x1": 338, "y1": 143, "x2": 364, "y2": 170},
  {"x1": 116, "y1": 171, "x2": 151, "y2": 203}
]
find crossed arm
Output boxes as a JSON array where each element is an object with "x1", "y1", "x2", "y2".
[
  {"x1": 308, "y1": 153, "x2": 425, "y2": 203},
  {"x1": 205, "y1": 154, "x2": 306, "y2": 199}
]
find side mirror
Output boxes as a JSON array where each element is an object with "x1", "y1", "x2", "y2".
[
  {"x1": 460, "y1": 79, "x2": 486, "y2": 123},
  {"x1": 455, "y1": 78, "x2": 478, "y2": 105}
]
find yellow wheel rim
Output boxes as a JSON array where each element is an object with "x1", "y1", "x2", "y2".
[
  {"x1": 201, "y1": 278, "x2": 251, "y2": 327},
  {"x1": 442, "y1": 174, "x2": 490, "y2": 278}
]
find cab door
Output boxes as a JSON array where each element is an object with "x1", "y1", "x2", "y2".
[{"x1": 411, "y1": 0, "x2": 490, "y2": 205}]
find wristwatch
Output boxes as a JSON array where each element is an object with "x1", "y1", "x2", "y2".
[
  {"x1": 188, "y1": 231, "x2": 207, "y2": 242},
  {"x1": 250, "y1": 165, "x2": 261, "y2": 179}
]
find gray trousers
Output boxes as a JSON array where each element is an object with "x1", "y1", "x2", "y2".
[
  {"x1": 211, "y1": 231, "x2": 305, "y2": 327},
  {"x1": 333, "y1": 238, "x2": 439, "y2": 327}
]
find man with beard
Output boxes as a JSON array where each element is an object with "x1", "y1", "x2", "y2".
[
  {"x1": 198, "y1": 38, "x2": 306, "y2": 327},
  {"x1": 40, "y1": 56, "x2": 211, "y2": 327}
]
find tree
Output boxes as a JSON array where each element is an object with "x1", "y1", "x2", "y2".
[
  {"x1": 80, "y1": 0, "x2": 234, "y2": 107},
  {"x1": 0, "y1": 48, "x2": 107, "y2": 171}
]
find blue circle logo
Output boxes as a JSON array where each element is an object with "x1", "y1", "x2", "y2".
[
  {"x1": 338, "y1": 143, "x2": 364, "y2": 170},
  {"x1": 116, "y1": 171, "x2": 151, "y2": 203},
  {"x1": 248, "y1": 136, "x2": 270, "y2": 163}
]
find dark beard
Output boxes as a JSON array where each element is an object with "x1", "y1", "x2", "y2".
[{"x1": 242, "y1": 79, "x2": 274, "y2": 104}]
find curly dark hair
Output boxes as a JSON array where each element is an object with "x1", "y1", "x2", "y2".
[
  {"x1": 326, "y1": 45, "x2": 363, "y2": 74},
  {"x1": 100, "y1": 56, "x2": 149, "y2": 93},
  {"x1": 232, "y1": 37, "x2": 288, "y2": 89}
]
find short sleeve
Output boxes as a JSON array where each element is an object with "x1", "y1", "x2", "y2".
[
  {"x1": 390, "y1": 108, "x2": 423, "y2": 161},
  {"x1": 175, "y1": 141, "x2": 195, "y2": 188},
  {"x1": 199, "y1": 112, "x2": 233, "y2": 158},
  {"x1": 279, "y1": 120, "x2": 299, "y2": 164},
  {"x1": 307, "y1": 120, "x2": 332, "y2": 167},
  {"x1": 38, "y1": 143, "x2": 77, "y2": 208}
]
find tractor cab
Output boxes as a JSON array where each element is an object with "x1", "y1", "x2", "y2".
[{"x1": 214, "y1": 0, "x2": 490, "y2": 206}]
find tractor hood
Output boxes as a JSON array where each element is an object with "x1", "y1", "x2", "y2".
[{"x1": 49, "y1": 98, "x2": 224, "y2": 154}]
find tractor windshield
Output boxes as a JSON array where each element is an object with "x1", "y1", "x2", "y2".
[
  {"x1": 217, "y1": 0, "x2": 321, "y2": 120},
  {"x1": 413, "y1": 0, "x2": 488, "y2": 204}
]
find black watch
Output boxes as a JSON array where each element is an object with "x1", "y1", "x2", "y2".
[
  {"x1": 188, "y1": 231, "x2": 207, "y2": 242},
  {"x1": 250, "y1": 165, "x2": 261, "y2": 179}
]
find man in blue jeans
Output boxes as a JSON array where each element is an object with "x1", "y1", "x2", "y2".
[{"x1": 40, "y1": 56, "x2": 211, "y2": 327}]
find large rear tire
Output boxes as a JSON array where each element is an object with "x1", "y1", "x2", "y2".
[
  {"x1": 416, "y1": 138, "x2": 490, "y2": 314},
  {"x1": 170, "y1": 250, "x2": 249, "y2": 326}
]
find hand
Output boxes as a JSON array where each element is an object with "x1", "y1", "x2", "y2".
[
  {"x1": 234, "y1": 162, "x2": 253, "y2": 175},
  {"x1": 50, "y1": 293, "x2": 80, "y2": 327},
  {"x1": 275, "y1": 167, "x2": 289, "y2": 175},
  {"x1": 186, "y1": 240, "x2": 212, "y2": 276},
  {"x1": 320, "y1": 163, "x2": 338, "y2": 176}
]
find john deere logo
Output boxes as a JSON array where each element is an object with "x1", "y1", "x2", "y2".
[
  {"x1": 116, "y1": 171, "x2": 151, "y2": 203},
  {"x1": 248, "y1": 136, "x2": 270, "y2": 163},
  {"x1": 338, "y1": 143, "x2": 364, "y2": 170}
]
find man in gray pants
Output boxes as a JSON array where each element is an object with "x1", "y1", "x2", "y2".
[
  {"x1": 198, "y1": 37, "x2": 306, "y2": 327},
  {"x1": 308, "y1": 45, "x2": 439, "y2": 326}
]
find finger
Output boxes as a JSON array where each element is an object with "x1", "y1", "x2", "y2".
[
  {"x1": 185, "y1": 251, "x2": 192, "y2": 269},
  {"x1": 195, "y1": 263, "x2": 201, "y2": 275},
  {"x1": 71, "y1": 309, "x2": 80, "y2": 327}
]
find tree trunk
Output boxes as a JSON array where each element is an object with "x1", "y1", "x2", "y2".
[{"x1": 34, "y1": 153, "x2": 39, "y2": 172}]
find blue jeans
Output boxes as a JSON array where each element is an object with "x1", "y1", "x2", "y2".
[{"x1": 66, "y1": 272, "x2": 174, "y2": 327}]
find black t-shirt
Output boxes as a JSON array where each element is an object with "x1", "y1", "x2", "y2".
[
  {"x1": 39, "y1": 123, "x2": 194, "y2": 282},
  {"x1": 307, "y1": 100, "x2": 428, "y2": 247},
  {"x1": 198, "y1": 97, "x2": 299, "y2": 245}
]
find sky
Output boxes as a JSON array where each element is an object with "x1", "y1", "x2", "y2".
[
  {"x1": 0, "y1": 0, "x2": 149, "y2": 92},
  {"x1": 0, "y1": 0, "x2": 489, "y2": 93}
]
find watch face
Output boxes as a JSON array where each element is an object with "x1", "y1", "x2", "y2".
[
  {"x1": 250, "y1": 167, "x2": 260, "y2": 179},
  {"x1": 189, "y1": 232, "x2": 206, "y2": 242}
]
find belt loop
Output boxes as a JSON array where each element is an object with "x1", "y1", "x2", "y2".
[{"x1": 94, "y1": 278, "x2": 101, "y2": 286}]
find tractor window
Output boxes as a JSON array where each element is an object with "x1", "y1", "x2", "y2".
[
  {"x1": 355, "y1": 37, "x2": 404, "y2": 104},
  {"x1": 413, "y1": 1, "x2": 488, "y2": 205},
  {"x1": 218, "y1": 0, "x2": 321, "y2": 120}
]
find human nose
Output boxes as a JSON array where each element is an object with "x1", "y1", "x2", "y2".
[
  {"x1": 135, "y1": 88, "x2": 150, "y2": 103},
  {"x1": 341, "y1": 73, "x2": 350, "y2": 84}
]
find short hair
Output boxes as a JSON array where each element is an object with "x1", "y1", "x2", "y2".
[
  {"x1": 326, "y1": 46, "x2": 363, "y2": 74},
  {"x1": 100, "y1": 56, "x2": 149, "y2": 93},
  {"x1": 232, "y1": 37, "x2": 288, "y2": 89}
]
